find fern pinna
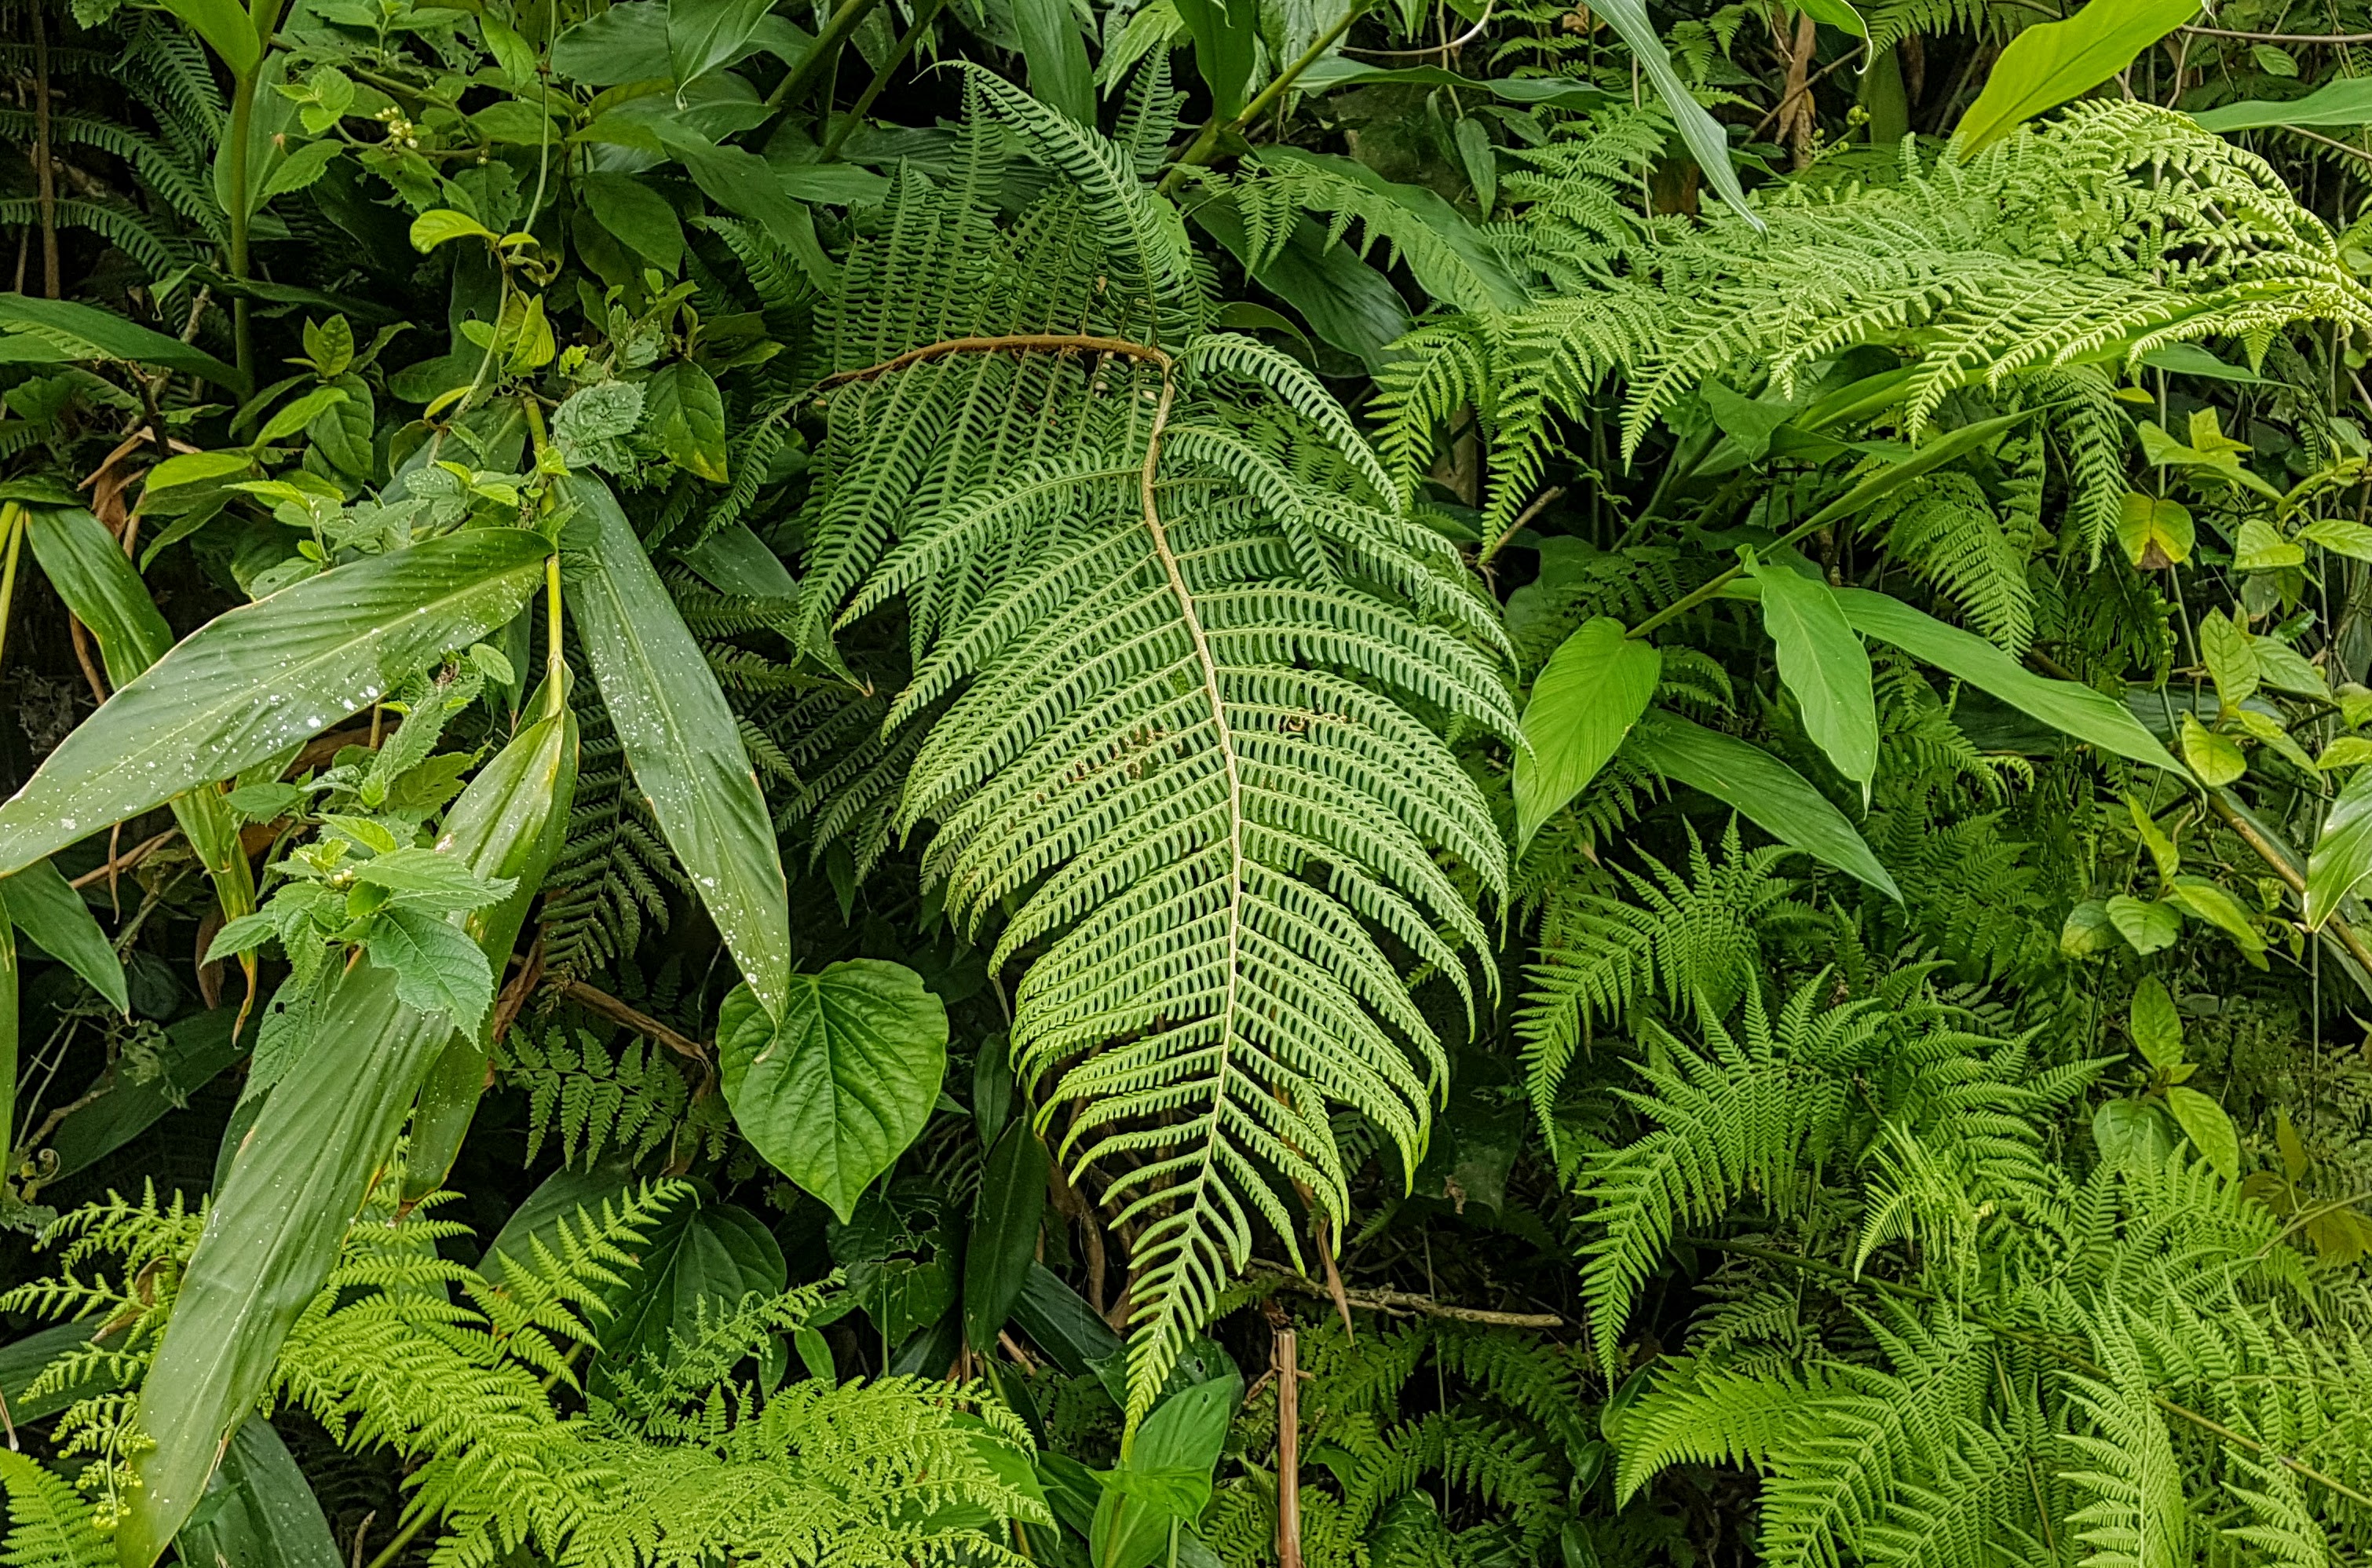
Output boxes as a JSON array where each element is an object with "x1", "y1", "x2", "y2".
[{"x1": 799, "y1": 70, "x2": 1514, "y2": 1416}]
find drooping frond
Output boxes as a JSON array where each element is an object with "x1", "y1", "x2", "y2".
[{"x1": 803, "y1": 81, "x2": 1516, "y2": 1418}]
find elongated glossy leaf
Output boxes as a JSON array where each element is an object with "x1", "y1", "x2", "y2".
[
  {"x1": 1954, "y1": 0, "x2": 2201, "y2": 152},
  {"x1": 1625, "y1": 709, "x2": 1900, "y2": 898},
  {"x1": 0, "y1": 292, "x2": 246, "y2": 392},
  {"x1": 717, "y1": 960, "x2": 948, "y2": 1223},
  {"x1": 119, "y1": 713, "x2": 579, "y2": 1565},
  {"x1": 2307, "y1": 767, "x2": 2372, "y2": 930},
  {"x1": 1515, "y1": 617, "x2": 1661, "y2": 850},
  {"x1": 25, "y1": 503, "x2": 259, "y2": 921},
  {"x1": 2195, "y1": 76, "x2": 2372, "y2": 130},
  {"x1": 1747, "y1": 559, "x2": 1876, "y2": 791},
  {"x1": 1835, "y1": 589, "x2": 2181, "y2": 771},
  {"x1": 667, "y1": 0, "x2": 780, "y2": 86},
  {"x1": 1170, "y1": 0, "x2": 1259, "y2": 121},
  {"x1": 174, "y1": 1417, "x2": 341, "y2": 1568},
  {"x1": 1006, "y1": 0, "x2": 1095, "y2": 122},
  {"x1": 0, "y1": 859, "x2": 126, "y2": 1014},
  {"x1": 0, "y1": 911, "x2": 14, "y2": 1171},
  {"x1": 1584, "y1": 0, "x2": 1760, "y2": 229},
  {"x1": 0, "y1": 529, "x2": 548, "y2": 878},
  {"x1": 406, "y1": 700, "x2": 576, "y2": 1200},
  {"x1": 563, "y1": 475, "x2": 789, "y2": 1016},
  {"x1": 966, "y1": 1121, "x2": 1051, "y2": 1354}
]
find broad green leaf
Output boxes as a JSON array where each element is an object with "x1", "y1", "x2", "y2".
[
  {"x1": 1834, "y1": 590, "x2": 2181, "y2": 771},
  {"x1": 2307, "y1": 766, "x2": 2372, "y2": 929},
  {"x1": 2180, "y1": 713, "x2": 2246, "y2": 787},
  {"x1": 645, "y1": 360, "x2": 729, "y2": 482},
  {"x1": 563, "y1": 475, "x2": 788, "y2": 1014},
  {"x1": 119, "y1": 713, "x2": 582, "y2": 1562},
  {"x1": 0, "y1": 528, "x2": 548, "y2": 877},
  {"x1": 2252, "y1": 635, "x2": 2329, "y2": 699},
  {"x1": 2105, "y1": 892, "x2": 2181, "y2": 954},
  {"x1": 254, "y1": 385, "x2": 348, "y2": 446},
  {"x1": 580, "y1": 171, "x2": 685, "y2": 273},
  {"x1": 1169, "y1": 0, "x2": 1259, "y2": 120},
  {"x1": 596, "y1": 1195, "x2": 787, "y2": 1375},
  {"x1": 1514, "y1": 618, "x2": 1661, "y2": 850},
  {"x1": 2321, "y1": 736, "x2": 2372, "y2": 770},
  {"x1": 2198, "y1": 609, "x2": 2257, "y2": 707},
  {"x1": 2195, "y1": 75, "x2": 2372, "y2": 130},
  {"x1": 410, "y1": 208, "x2": 497, "y2": 251},
  {"x1": 1584, "y1": 0, "x2": 1762, "y2": 229},
  {"x1": 2093, "y1": 1097, "x2": 2176, "y2": 1171},
  {"x1": 2165, "y1": 1085, "x2": 2239, "y2": 1179},
  {"x1": 2062, "y1": 899, "x2": 2118, "y2": 957},
  {"x1": 351, "y1": 845, "x2": 515, "y2": 909},
  {"x1": 139, "y1": 449, "x2": 255, "y2": 506},
  {"x1": 0, "y1": 291, "x2": 246, "y2": 392},
  {"x1": 1954, "y1": 0, "x2": 2202, "y2": 152},
  {"x1": 1091, "y1": 1376, "x2": 1240, "y2": 1568},
  {"x1": 2167, "y1": 875, "x2": 2268, "y2": 966},
  {"x1": 1006, "y1": 0, "x2": 1095, "y2": 122},
  {"x1": 717, "y1": 961, "x2": 948, "y2": 1223},
  {"x1": 2129, "y1": 977, "x2": 2184, "y2": 1068},
  {"x1": 681, "y1": 520, "x2": 797, "y2": 598},
  {"x1": 649, "y1": 122, "x2": 837, "y2": 285},
  {"x1": 667, "y1": 0, "x2": 780, "y2": 86},
  {"x1": 2115, "y1": 492, "x2": 2193, "y2": 568},
  {"x1": 174, "y1": 1416, "x2": 342, "y2": 1568},
  {"x1": 160, "y1": 0, "x2": 264, "y2": 73},
  {"x1": 1624, "y1": 710, "x2": 1900, "y2": 898},
  {"x1": 965, "y1": 1121, "x2": 1050, "y2": 1354},
  {"x1": 0, "y1": 859, "x2": 126, "y2": 1014},
  {"x1": 1747, "y1": 557, "x2": 1876, "y2": 791},
  {"x1": 2235, "y1": 517, "x2": 2304, "y2": 570}
]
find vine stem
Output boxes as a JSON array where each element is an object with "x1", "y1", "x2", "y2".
[
  {"x1": 765, "y1": 0, "x2": 896, "y2": 111},
  {"x1": 1158, "y1": 0, "x2": 1376, "y2": 194},
  {"x1": 1690, "y1": 1237, "x2": 2372, "y2": 1510}
]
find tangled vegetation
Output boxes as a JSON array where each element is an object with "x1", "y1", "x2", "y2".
[{"x1": 5, "y1": 0, "x2": 2372, "y2": 1560}]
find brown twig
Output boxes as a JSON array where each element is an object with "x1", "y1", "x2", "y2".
[
  {"x1": 1249, "y1": 1261, "x2": 1565, "y2": 1327},
  {"x1": 1271, "y1": 1311, "x2": 1305, "y2": 1568},
  {"x1": 554, "y1": 976, "x2": 710, "y2": 1068},
  {"x1": 68, "y1": 829, "x2": 176, "y2": 889},
  {"x1": 1478, "y1": 484, "x2": 1568, "y2": 576}
]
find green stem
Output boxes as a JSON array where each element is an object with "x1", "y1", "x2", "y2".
[
  {"x1": 1157, "y1": 0, "x2": 1374, "y2": 193},
  {"x1": 764, "y1": 0, "x2": 895, "y2": 112},
  {"x1": 225, "y1": 68, "x2": 258, "y2": 385},
  {"x1": 0, "y1": 504, "x2": 27, "y2": 685},
  {"x1": 821, "y1": 0, "x2": 953, "y2": 159}
]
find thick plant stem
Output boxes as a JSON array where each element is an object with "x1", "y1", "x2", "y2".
[
  {"x1": 766, "y1": 0, "x2": 895, "y2": 111},
  {"x1": 0, "y1": 504, "x2": 27, "y2": 685},
  {"x1": 821, "y1": 0, "x2": 954, "y2": 159},
  {"x1": 1157, "y1": 0, "x2": 1375, "y2": 193}
]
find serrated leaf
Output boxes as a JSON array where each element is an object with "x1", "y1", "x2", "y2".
[
  {"x1": 1514, "y1": 618, "x2": 1660, "y2": 850},
  {"x1": 645, "y1": 360, "x2": 729, "y2": 482},
  {"x1": 351, "y1": 846, "x2": 517, "y2": 912},
  {"x1": 364, "y1": 903, "x2": 495, "y2": 1029},
  {"x1": 718, "y1": 962, "x2": 949, "y2": 1223}
]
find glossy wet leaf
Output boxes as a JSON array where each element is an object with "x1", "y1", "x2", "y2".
[{"x1": 0, "y1": 528, "x2": 548, "y2": 877}]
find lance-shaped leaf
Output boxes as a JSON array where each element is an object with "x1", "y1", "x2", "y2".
[
  {"x1": 966, "y1": 1121, "x2": 1051, "y2": 1354},
  {"x1": 118, "y1": 708, "x2": 577, "y2": 1565},
  {"x1": 0, "y1": 291, "x2": 247, "y2": 392},
  {"x1": 1954, "y1": 0, "x2": 2202, "y2": 152},
  {"x1": 1747, "y1": 556, "x2": 1877, "y2": 793},
  {"x1": 1625, "y1": 709, "x2": 1899, "y2": 898},
  {"x1": 717, "y1": 961, "x2": 948, "y2": 1223},
  {"x1": 0, "y1": 859, "x2": 126, "y2": 1015},
  {"x1": 562, "y1": 475, "x2": 791, "y2": 1018},
  {"x1": 172, "y1": 1416, "x2": 342, "y2": 1568},
  {"x1": 1515, "y1": 617, "x2": 1661, "y2": 851},
  {"x1": 1834, "y1": 589, "x2": 2182, "y2": 772},
  {"x1": 1584, "y1": 0, "x2": 1762, "y2": 229},
  {"x1": 2308, "y1": 767, "x2": 2372, "y2": 930},
  {"x1": 0, "y1": 528, "x2": 549, "y2": 878},
  {"x1": 26, "y1": 503, "x2": 258, "y2": 920}
]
